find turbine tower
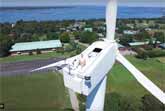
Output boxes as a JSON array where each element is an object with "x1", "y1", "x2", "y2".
[{"x1": 32, "y1": 0, "x2": 165, "y2": 110}]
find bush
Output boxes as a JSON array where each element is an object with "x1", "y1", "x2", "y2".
[
  {"x1": 36, "y1": 49, "x2": 41, "y2": 55},
  {"x1": 147, "y1": 49, "x2": 165, "y2": 58},
  {"x1": 29, "y1": 51, "x2": 33, "y2": 56},
  {"x1": 134, "y1": 48, "x2": 148, "y2": 59}
]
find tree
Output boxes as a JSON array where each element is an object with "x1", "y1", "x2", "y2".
[
  {"x1": 60, "y1": 32, "x2": 70, "y2": 43},
  {"x1": 141, "y1": 94, "x2": 165, "y2": 111},
  {"x1": 0, "y1": 23, "x2": 11, "y2": 34},
  {"x1": 80, "y1": 31, "x2": 97, "y2": 44},
  {"x1": 154, "y1": 32, "x2": 165, "y2": 43},
  {"x1": 119, "y1": 35, "x2": 133, "y2": 46},
  {"x1": 47, "y1": 32, "x2": 59, "y2": 40},
  {"x1": 135, "y1": 30, "x2": 150, "y2": 41},
  {"x1": 0, "y1": 34, "x2": 13, "y2": 57},
  {"x1": 73, "y1": 31, "x2": 80, "y2": 40},
  {"x1": 148, "y1": 38, "x2": 154, "y2": 47},
  {"x1": 31, "y1": 33, "x2": 40, "y2": 41}
]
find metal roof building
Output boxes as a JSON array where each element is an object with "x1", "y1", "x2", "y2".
[
  {"x1": 10, "y1": 40, "x2": 62, "y2": 52},
  {"x1": 159, "y1": 43, "x2": 165, "y2": 49},
  {"x1": 117, "y1": 43, "x2": 125, "y2": 48},
  {"x1": 129, "y1": 41, "x2": 161, "y2": 46}
]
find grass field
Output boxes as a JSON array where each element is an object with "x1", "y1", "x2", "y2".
[
  {"x1": 0, "y1": 56, "x2": 164, "y2": 111},
  {"x1": 0, "y1": 73, "x2": 72, "y2": 111}
]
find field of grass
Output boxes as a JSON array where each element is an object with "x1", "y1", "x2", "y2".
[
  {"x1": 0, "y1": 73, "x2": 72, "y2": 111},
  {"x1": 0, "y1": 56, "x2": 164, "y2": 111}
]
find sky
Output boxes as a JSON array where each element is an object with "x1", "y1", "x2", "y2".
[{"x1": 1, "y1": 0, "x2": 165, "y2": 7}]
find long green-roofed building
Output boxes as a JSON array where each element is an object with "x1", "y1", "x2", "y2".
[{"x1": 10, "y1": 40, "x2": 62, "y2": 55}]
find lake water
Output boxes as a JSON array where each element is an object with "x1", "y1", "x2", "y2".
[{"x1": 0, "y1": 6, "x2": 164, "y2": 23}]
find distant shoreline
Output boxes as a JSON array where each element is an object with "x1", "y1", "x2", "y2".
[
  {"x1": 0, "y1": 6, "x2": 164, "y2": 23},
  {"x1": 0, "y1": 6, "x2": 76, "y2": 10},
  {"x1": 1, "y1": 17, "x2": 164, "y2": 24},
  {"x1": 1, "y1": 17, "x2": 163, "y2": 24},
  {"x1": 1, "y1": 6, "x2": 164, "y2": 9}
]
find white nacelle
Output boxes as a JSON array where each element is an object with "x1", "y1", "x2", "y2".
[{"x1": 62, "y1": 40, "x2": 117, "y2": 95}]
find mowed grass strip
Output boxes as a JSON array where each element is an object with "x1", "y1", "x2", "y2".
[{"x1": 0, "y1": 73, "x2": 71, "y2": 111}]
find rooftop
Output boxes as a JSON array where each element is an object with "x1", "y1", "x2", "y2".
[
  {"x1": 10, "y1": 40, "x2": 62, "y2": 52},
  {"x1": 118, "y1": 43, "x2": 125, "y2": 48},
  {"x1": 159, "y1": 43, "x2": 165, "y2": 49},
  {"x1": 129, "y1": 40, "x2": 161, "y2": 46},
  {"x1": 129, "y1": 41, "x2": 148, "y2": 46}
]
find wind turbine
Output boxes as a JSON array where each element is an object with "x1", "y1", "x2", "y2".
[{"x1": 32, "y1": 0, "x2": 165, "y2": 110}]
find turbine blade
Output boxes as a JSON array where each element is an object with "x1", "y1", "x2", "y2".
[
  {"x1": 116, "y1": 53, "x2": 165, "y2": 104},
  {"x1": 31, "y1": 60, "x2": 65, "y2": 72},
  {"x1": 106, "y1": 0, "x2": 117, "y2": 41}
]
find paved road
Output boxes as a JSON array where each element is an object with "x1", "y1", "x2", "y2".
[{"x1": 0, "y1": 57, "x2": 64, "y2": 76}]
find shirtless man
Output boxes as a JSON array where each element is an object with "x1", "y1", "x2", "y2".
[{"x1": 79, "y1": 54, "x2": 86, "y2": 68}]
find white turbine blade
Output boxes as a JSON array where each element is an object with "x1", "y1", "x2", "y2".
[
  {"x1": 31, "y1": 60, "x2": 65, "y2": 72},
  {"x1": 116, "y1": 53, "x2": 165, "y2": 104},
  {"x1": 106, "y1": 0, "x2": 118, "y2": 41}
]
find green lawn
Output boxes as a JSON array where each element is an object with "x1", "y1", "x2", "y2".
[
  {"x1": 0, "y1": 56, "x2": 164, "y2": 111},
  {"x1": 0, "y1": 73, "x2": 72, "y2": 111}
]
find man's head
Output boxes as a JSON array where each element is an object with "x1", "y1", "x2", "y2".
[{"x1": 81, "y1": 54, "x2": 84, "y2": 58}]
